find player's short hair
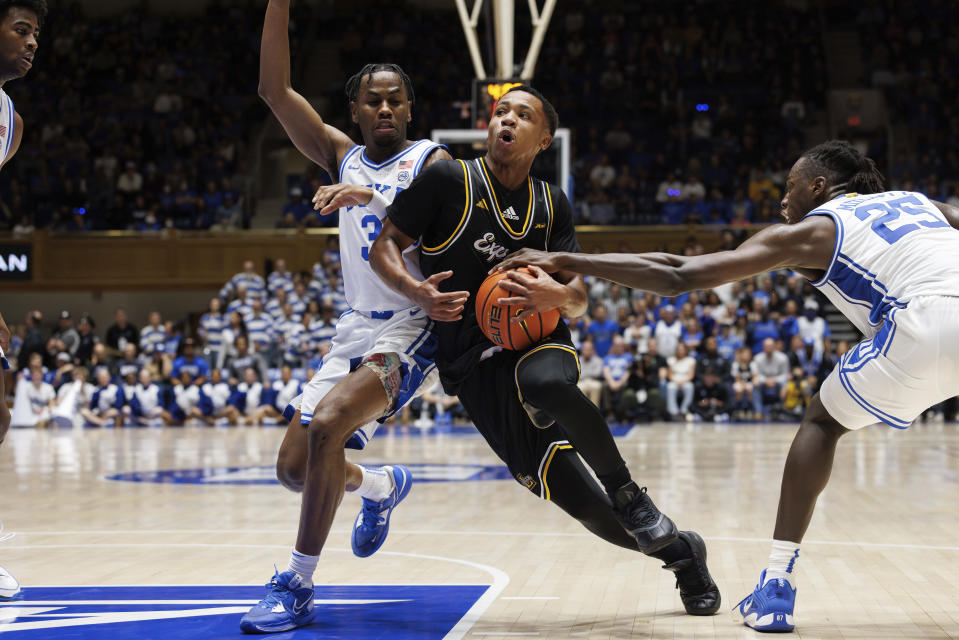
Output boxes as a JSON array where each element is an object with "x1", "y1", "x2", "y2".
[
  {"x1": 1, "y1": 0, "x2": 48, "y2": 27},
  {"x1": 801, "y1": 140, "x2": 885, "y2": 195},
  {"x1": 345, "y1": 63, "x2": 414, "y2": 105},
  {"x1": 502, "y1": 85, "x2": 558, "y2": 136}
]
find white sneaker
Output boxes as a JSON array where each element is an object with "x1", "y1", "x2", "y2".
[{"x1": 0, "y1": 565, "x2": 20, "y2": 599}]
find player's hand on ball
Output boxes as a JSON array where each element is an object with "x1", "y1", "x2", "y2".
[
  {"x1": 413, "y1": 271, "x2": 470, "y2": 323},
  {"x1": 313, "y1": 184, "x2": 374, "y2": 215},
  {"x1": 491, "y1": 248, "x2": 564, "y2": 275},
  {"x1": 496, "y1": 266, "x2": 568, "y2": 323}
]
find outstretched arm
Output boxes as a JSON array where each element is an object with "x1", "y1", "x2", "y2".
[
  {"x1": 494, "y1": 217, "x2": 836, "y2": 297},
  {"x1": 259, "y1": 0, "x2": 354, "y2": 176}
]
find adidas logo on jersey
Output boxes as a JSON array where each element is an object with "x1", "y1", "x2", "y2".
[{"x1": 502, "y1": 206, "x2": 520, "y2": 221}]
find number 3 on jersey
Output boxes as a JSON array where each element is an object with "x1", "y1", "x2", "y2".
[
  {"x1": 854, "y1": 193, "x2": 949, "y2": 245},
  {"x1": 360, "y1": 214, "x2": 383, "y2": 261}
]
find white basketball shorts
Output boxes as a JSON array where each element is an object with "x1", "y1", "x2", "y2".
[
  {"x1": 820, "y1": 296, "x2": 959, "y2": 429},
  {"x1": 283, "y1": 308, "x2": 438, "y2": 449}
]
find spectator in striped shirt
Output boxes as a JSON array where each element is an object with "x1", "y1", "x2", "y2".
[
  {"x1": 277, "y1": 301, "x2": 302, "y2": 331},
  {"x1": 220, "y1": 260, "x2": 265, "y2": 302},
  {"x1": 226, "y1": 285, "x2": 253, "y2": 323},
  {"x1": 268, "y1": 258, "x2": 294, "y2": 299},
  {"x1": 282, "y1": 311, "x2": 312, "y2": 368},
  {"x1": 139, "y1": 311, "x2": 166, "y2": 355},
  {"x1": 198, "y1": 297, "x2": 226, "y2": 370},
  {"x1": 308, "y1": 302, "x2": 336, "y2": 350},
  {"x1": 266, "y1": 287, "x2": 289, "y2": 323},
  {"x1": 311, "y1": 260, "x2": 329, "y2": 291},
  {"x1": 289, "y1": 281, "x2": 310, "y2": 317},
  {"x1": 306, "y1": 271, "x2": 327, "y2": 305},
  {"x1": 321, "y1": 273, "x2": 348, "y2": 315},
  {"x1": 322, "y1": 236, "x2": 340, "y2": 274},
  {"x1": 246, "y1": 298, "x2": 276, "y2": 367}
]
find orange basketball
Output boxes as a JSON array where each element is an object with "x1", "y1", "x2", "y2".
[{"x1": 475, "y1": 267, "x2": 561, "y2": 351}]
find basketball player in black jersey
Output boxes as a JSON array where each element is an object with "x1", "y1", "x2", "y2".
[{"x1": 370, "y1": 86, "x2": 720, "y2": 615}]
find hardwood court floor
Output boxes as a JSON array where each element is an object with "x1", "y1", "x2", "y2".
[{"x1": 0, "y1": 420, "x2": 957, "y2": 639}]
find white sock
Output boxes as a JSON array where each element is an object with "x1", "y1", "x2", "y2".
[
  {"x1": 287, "y1": 549, "x2": 319, "y2": 586},
  {"x1": 349, "y1": 465, "x2": 395, "y2": 502},
  {"x1": 764, "y1": 539, "x2": 800, "y2": 586}
]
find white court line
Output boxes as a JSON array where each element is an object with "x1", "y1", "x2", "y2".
[
  {"x1": 0, "y1": 543, "x2": 509, "y2": 640},
  {"x1": 10, "y1": 530, "x2": 959, "y2": 552}
]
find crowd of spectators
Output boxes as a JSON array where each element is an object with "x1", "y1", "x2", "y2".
[
  {"x1": 299, "y1": 2, "x2": 827, "y2": 227},
  {"x1": 569, "y1": 268, "x2": 848, "y2": 423},
  {"x1": 8, "y1": 248, "x2": 959, "y2": 428},
  {"x1": 0, "y1": 1, "x2": 834, "y2": 233},
  {"x1": 0, "y1": 2, "x2": 270, "y2": 233},
  {"x1": 856, "y1": 1, "x2": 959, "y2": 202},
  {"x1": 8, "y1": 2, "x2": 959, "y2": 234},
  {"x1": 6, "y1": 246, "x2": 348, "y2": 428}
]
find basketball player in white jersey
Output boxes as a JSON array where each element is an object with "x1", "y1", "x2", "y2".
[
  {"x1": 0, "y1": 0, "x2": 45, "y2": 602},
  {"x1": 241, "y1": 1, "x2": 452, "y2": 633},
  {"x1": 495, "y1": 140, "x2": 959, "y2": 633}
]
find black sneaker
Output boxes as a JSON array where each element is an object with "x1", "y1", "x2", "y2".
[
  {"x1": 611, "y1": 482, "x2": 678, "y2": 554},
  {"x1": 663, "y1": 530, "x2": 721, "y2": 616}
]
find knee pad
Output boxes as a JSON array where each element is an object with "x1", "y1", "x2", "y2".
[{"x1": 360, "y1": 352, "x2": 404, "y2": 417}]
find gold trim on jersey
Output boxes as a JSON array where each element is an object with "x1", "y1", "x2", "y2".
[
  {"x1": 477, "y1": 158, "x2": 534, "y2": 239},
  {"x1": 544, "y1": 182, "x2": 555, "y2": 248},
  {"x1": 513, "y1": 343, "x2": 581, "y2": 430},
  {"x1": 422, "y1": 160, "x2": 473, "y2": 254},
  {"x1": 517, "y1": 343, "x2": 581, "y2": 376},
  {"x1": 538, "y1": 440, "x2": 573, "y2": 501}
]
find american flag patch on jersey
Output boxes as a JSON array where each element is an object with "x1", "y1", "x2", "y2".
[
  {"x1": 398, "y1": 159, "x2": 414, "y2": 170},
  {"x1": 0, "y1": 125, "x2": 6, "y2": 138}
]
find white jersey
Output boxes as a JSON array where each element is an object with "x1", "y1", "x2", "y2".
[
  {"x1": 337, "y1": 139, "x2": 444, "y2": 313},
  {"x1": 201, "y1": 381, "x2": 232, "y2": 412},
  {"x1": 25, "y1": 381, "x2": 54, "y2": 414},
  {"x1": 805, "y1": 190, "x2": 959, "y2": 337},
  {"x1": 131, "y1": 382, "x2": 164, "y2": 416},
  {"x1": 0, "y1": 89, "x2": 16, "y2": 163},
  {"x1": 173, "y1": 383, "x2": 201, "y2": 413}
]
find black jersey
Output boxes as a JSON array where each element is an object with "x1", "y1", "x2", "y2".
[{"x1": 386, "y1": 157, "x2": 580, "y2": 391}]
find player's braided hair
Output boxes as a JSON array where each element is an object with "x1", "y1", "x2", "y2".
[
  {"x1": 502, "y1": 84, "x2": 558, "y2": 136},
  {"x1": 1, "y1": 0, "x2": 48, "y2": 26},
  {"x1": 801, "y1": 140, "x2": 885, "y2": 195},
  {"x1": 345, "y1": 63, "x2": 414, "y2": 104}
]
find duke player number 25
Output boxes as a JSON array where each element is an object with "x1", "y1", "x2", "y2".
[{"x1": 853, "y1": 193, "x2": 949, "y2": 245}]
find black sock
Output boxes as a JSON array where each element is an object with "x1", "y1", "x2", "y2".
[
  {"x1": 596, "y1": 462, "x2": 631, "y2": 499},
  {"x1": 648, "y1": 537, "x2": 691, "y2": 565}
]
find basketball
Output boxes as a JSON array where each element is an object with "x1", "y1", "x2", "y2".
[{"x1": 475, "y1": 268, "x2": 561, "y2": 350}]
